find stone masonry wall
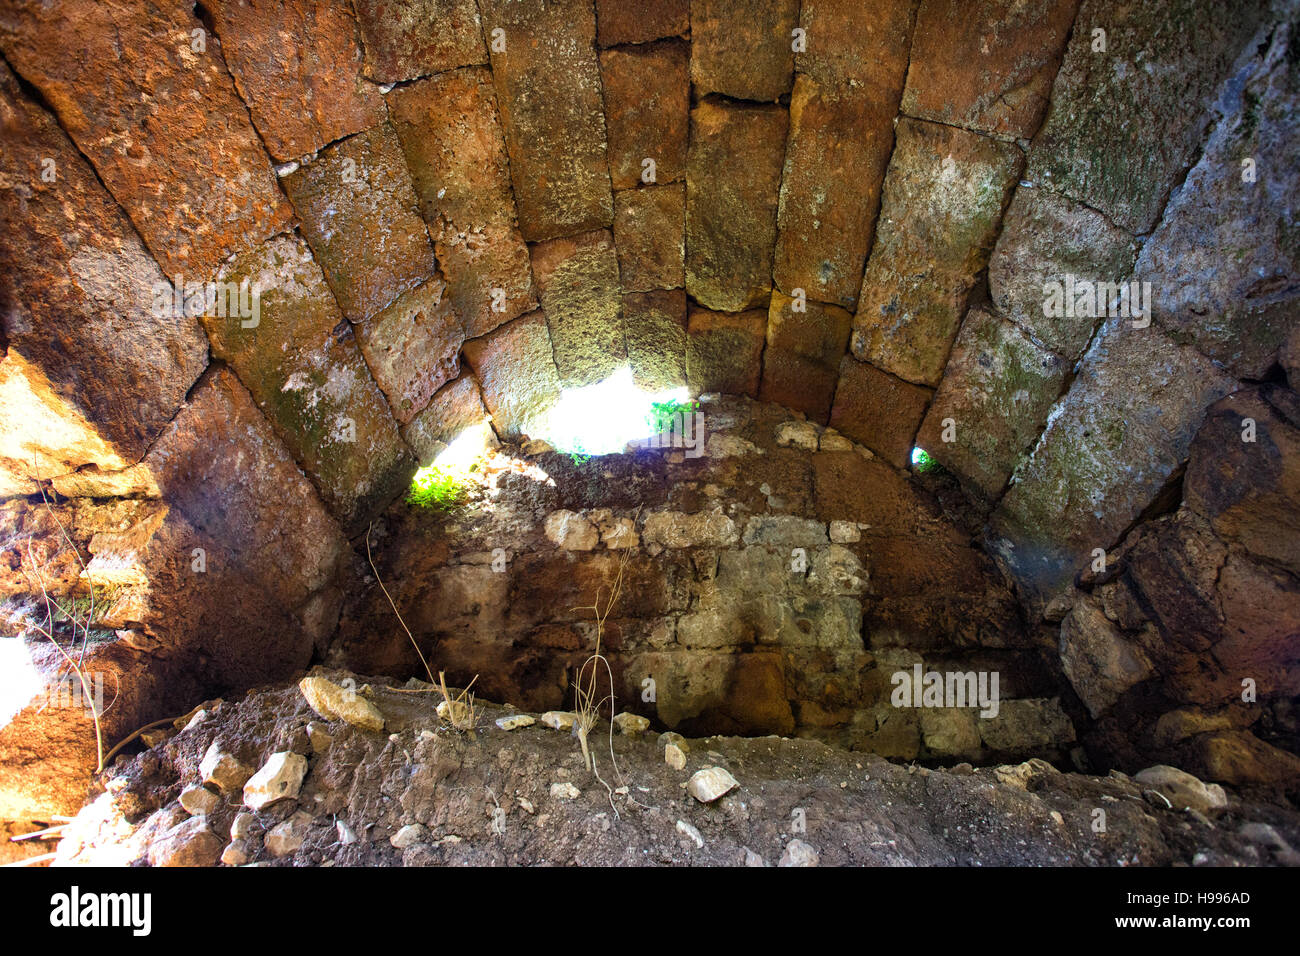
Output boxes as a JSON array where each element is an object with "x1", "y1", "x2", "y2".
[{"x1": 333, "y1": 396, "x2": 1078, "y2": 766}]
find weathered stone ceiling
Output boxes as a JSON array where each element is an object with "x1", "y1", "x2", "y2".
[{"x1": 1, "y1": 0, "x2": 1298, "y2": 609}]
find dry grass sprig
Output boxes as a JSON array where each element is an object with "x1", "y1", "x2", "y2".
[
  {"x1": 366, "y1": 522, "x2": 478, "y2": 733},
  {"x1": 20, "y1": 486, "x2": 113, "y2": 773}
]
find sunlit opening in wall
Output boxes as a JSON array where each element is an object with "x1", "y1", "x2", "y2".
[
  {"x1": 432, "y1": 421, "x2": 496, "y2": 472},
  {"x1": 540, "y1": 366, "x2": 689, "y2": 457}
]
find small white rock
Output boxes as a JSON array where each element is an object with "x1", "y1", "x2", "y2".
[
  {"x1": 612, "y1": 712, "x2": 650, "y2": 736},
  {"x1": 775, "y1": 421, "x2": 819, "y2": 450},
  {"x1": 550, "y1": 782, "x2": 580, "y2": 800},
  {"x1": 265, "y1": 811, "x2": 313, "y2": 858},
  {"x1": 299, "y1": 676, "x2": 385, "y2": 732},
  {"x1": 390, "y1": 824, "x2": 429, "y2": 849},
  {"x1": 779, "y1": 839, "x2": 819, "y2": 867},
  {"x1": 336, "y1": 819, "x2": 358, "y2": 845},
  {"x1": 658, "y1": 731, "x2": 688, "y2": 752},
  {"x1": 306, "y1": 722, "x2": 333, "y2": 754},
  {"x1": 665, "y1": 743, "x2": 687, "y2": 770},
  {"x1": 220, "y1": 840, "x2": 249, "y2": 866},
  {"x1": 828, "y1": 520, "x2": 861, "y2": 543},
  {"x1": 544, "y1": 510, "x2": 598, "y2": 550},
  {"x1": 675, "y1": 819, "x2": 704, "y2": 849},
  {"x1": 230, "y1": 812, "x2": 254, "y2": 840},
  {"x1": 242, "y1": 752, "x2": 308, "y2": 811},
  {"x1": 199, "y1": 743, "x2": 253, "y2": 794},
  {"x1": 540, "y1": 711, "x2": 577, "y2": 732},
  {"x1": 496, "y1": 714, "x2": 536, "y2": 731},
  {"x1": 687, "y1": 766, "x2": 739, "y2": 803},
  {"x1": 179, "y1": 785, "x2": 219, "y2": 816},
  {"x1": 436, "y1": 698, "x2": 473, "y2": 725}
]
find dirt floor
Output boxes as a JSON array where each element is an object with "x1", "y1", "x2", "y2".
[{"x1": 47, "y1": 670, "x2": 1300, "y2": 867}]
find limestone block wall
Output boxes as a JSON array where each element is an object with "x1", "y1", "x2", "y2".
[{"x1": 333, "y1": 396, "x2": 1077, "y2": 765}]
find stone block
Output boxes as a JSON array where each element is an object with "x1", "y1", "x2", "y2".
[
  {"x1": 282, "y1": 123, "x2": 437, "y2": 322},
  {"x1": 852, "y1": 117, "x2": 1023, "y2": 387},
  {"x1": 614, "y1": 184, "x2": 685, "y2": 293},
  {"x1": 686, "y1": 100, "x2": 789, "y2": 311}
]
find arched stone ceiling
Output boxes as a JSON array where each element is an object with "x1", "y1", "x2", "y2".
[{"x1": 1, "y1": 0, "x2": 1297, "y2": 600}]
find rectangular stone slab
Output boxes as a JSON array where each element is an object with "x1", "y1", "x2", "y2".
[
  {"x1": 852, "y1": 117, "x2": 1023, "y2": 387},
  {"x1": 386, "y1": 67, "x2": 537, "y2": 338},
  {"x1": 352, "y1": 0, "x2": 487, "y2": 82},
  {"x1": 828, "y1": 357, "x2": 932, "y2": 468},
  {"x1": 614, "y1": 184, "x2": 685, "y2": 293},
  {"x1": 690, "y1": 0, "x2": 799, "y2": 101},
  {"x1": 0, "y1": 61, "x2": 208, "y2": 477},
  {"x1": 900, "y1": 0, "x2": 1080, "y2": 139},
  {"x1": 595, "y1": 0, "x2": 688, "y2": 47},
  {"x1": 355, "y1": 279, "x2": 464, "y2": 425},
  {"x1": 773, "y1": 0, "x2": 917, "y2": 310},
  {"x1": 760, "y1": 292, "x2": 852, "y2": 423},
  {"x1": 1026, "y1": 0, "x2": 1270, "y2": 234},
  {"x1": 988, "y1": 186, "x2": 1140, "y2": 362},
  {"x1": 206, "y1": 235, "x2": 415, "y2": 533},
  {"x1": 1130, "y1": 20, "x2": 1300, "y2": 380},
  {"x1": 462, "y1": 311, "x2": 563, "y2": 440},
  {"x1": 686, "y1": 308, "x2": 767, "y2": 397},
  {"x1": 481, "y1": 0, "x2": 613, "y2": 241},
  {"x1": 529, "y1": 230, "x2": 626, "y2": 387},
  {"x1": 990, "y1": 320, "x2": 1237, "y2": 609},
  {"x1": 281, "y1": 123, "x2": 437, "y2": 323},
  {"x1": 625, "y1": 290, "x2": 688, "y2": 392},
  {"x1": 686, "y1": 100, "x2": 789, "y2": 312},
  {"x1": 208, "y1": 0, "x2": 385, "y2": 162},
  {"x1": 600, "y1": 40, "x2": 688, "y2": 190},
  {"x1": 916, "y1": 308, "x2": 1067, "y2": 506}
]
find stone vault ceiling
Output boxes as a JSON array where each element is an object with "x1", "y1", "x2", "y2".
[{"x1": 1, "y1": 0, "x2": 1297, "y2": 611}]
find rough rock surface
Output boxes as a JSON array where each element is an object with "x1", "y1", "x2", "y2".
[
  {"x1": 208, "y1": 0, "x2": 384, "y2": 162},
  {"x1": 207, "y1": 234, "x2": 415, "y2": 531},
  {"x1": 686, "y1": 101, "x2": 789, "y2": 312},
  {"x1": 760, "y1": 293, "x2": 853, "y2": 424},
  {"x1": 0, "y1": 0, "x2": 293, "y2": 278},
  {"x1": 1132, "y1": 20, "x2": 1300, "y2": 378},
  {"x1": 991, "y1": 320, "x2": 1236, "y2": 608},
  {"x1": 352, "y1": 0, "x2": 487, "y2": 82},
  {"x1": 461, "y1": 312, "x2": 562, "y2": 440},
  {"x1": 530, "y1": 230, "x2": 625, "y2": 387},
  {"x1": 0, "y1": 62, "x2": 208, "y2": 485},
  {"x1": 689, "y1": 0, "x2": 799, "y2": 102},
  {"x1": 614, "y1": 185, "x2": 686, "y2": 294},
  {"x1": 600, "y1": 41, "x2": 689, "y2": 191},
  {"x1": 901, "y1": 0, "x2": 1079, "y2": 138},
  {"x1": 625, "y1": 291, "x2": 688, "y2": 392},
  {"x1": 386, "y1": 66, "x2": 537, "y2": 338},
  {"x1": 917, "y1": 308, "x2": 1067, "y2": 505},
  {"x1": 1027, "y1": 0, "x2": 1271, "y2": 234},
  {"x1": 773, "y1": 0, "x2": 917, "y2": 310},
  {"x1": 852, "y1": 118, "x2": 1023, "y2": 387},
  {"x1": 282, "y1": 123, "x2": 437, "y2": 324},
  {"x1": 334, "y1": 397, "x2": 1050, "y2": 763},
  {"x1": 482, "y1": 0, "x2": 613, "y2": 241}
]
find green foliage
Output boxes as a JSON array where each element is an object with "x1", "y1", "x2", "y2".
[
  {"x1": 646, "y1": 398, "x2": 699, "y2": 434},
  {"x1": 911, "y1": 448, "x2": 941, "y2": 474},
  {"x1": 406, "y1": 466, "x2": 470, "y2": 511}
]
